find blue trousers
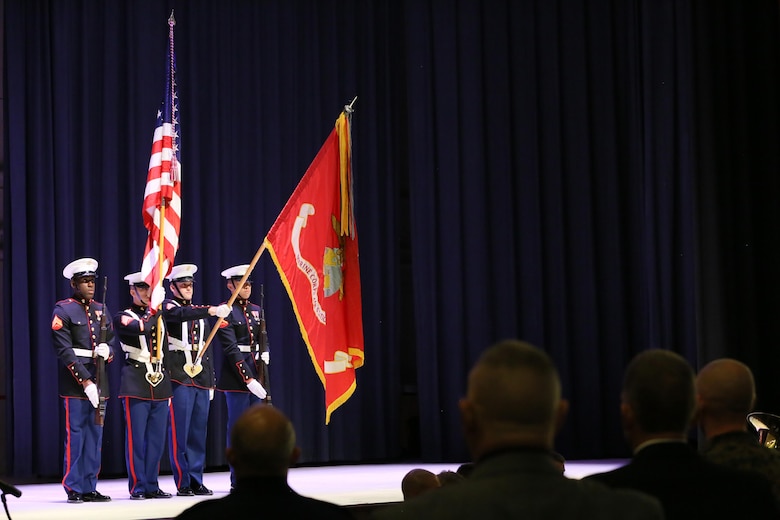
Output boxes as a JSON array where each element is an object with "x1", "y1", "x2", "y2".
[
  {"x1": 62, "y1": 397, "x2": 104, "y2": 494},
  {"x1": 123, "y1": 397, "x2": 170, "y2": 495},
  {"x1": 224, "y1": 391, "x2": 261, "y2": 487},
  {"x1": 168, "y1": 384, "x2": 210, "y2": 489}
]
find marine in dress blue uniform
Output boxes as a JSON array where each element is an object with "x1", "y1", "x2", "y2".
[
  {"x1": 50, "y1": 258, "x2": 114, "y2": 504},
  {"x1": 216, "y1": 264, "x2": 270, "y2": 489},
  {"x1": 161, "y1": 264, "x2": 231, "y2": 497},
  {"x1": 114, "y1": 272, "x2": 173, "y2": 500}
]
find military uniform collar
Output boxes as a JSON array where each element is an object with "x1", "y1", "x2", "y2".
[{"x1": 73, "y1": 294, "x2": 92, "y2": 305}]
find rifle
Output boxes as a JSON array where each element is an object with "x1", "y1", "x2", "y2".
[
  {"x1": 95, "y1": 276, "x2": 110, "y2": 426},
  {"x1": 257, "y1": 284, "x2": 272, "y2": 405}
]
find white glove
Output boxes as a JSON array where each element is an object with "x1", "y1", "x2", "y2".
[
  {"x1": 84, "y1": 383, "x2": 99, "y2": 408},
  {"x1": 215, "y1": 304, "x2": 231, "y2": 318},
  {"x1": 246, "y1": 379, "x2": 267, "y2": 399},
  {"x1": 152, "y1": 286, "x2": 166, "y2": 308},
  {"x1": 209, "y1": 388, "x2": 215, "y2": 401},
  {"x1": 260, "y1": 351, "x2": 270, "y2": 365},
  {"x1": 137, "y1": 349, "x2": 151, "y2": 363},
  {"x1": 94, "y1": 343, "x2": 110, "y2": 360}
]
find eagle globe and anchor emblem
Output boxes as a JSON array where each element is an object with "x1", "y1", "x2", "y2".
[{"x1": 291, "y1": 203, "x2": 354, "y2": 375}]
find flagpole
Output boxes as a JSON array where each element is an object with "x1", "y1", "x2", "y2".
[
  {"x1": 155, "y1": 11, "x2": 177, "y2": 361},
  {"x1": 153, "y1": 201, "x2": 167, "y2": 360},
  {"x1": 192, "y1": 242, "x2": 267, "y2": 365}
]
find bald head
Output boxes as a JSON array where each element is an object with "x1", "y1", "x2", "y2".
[
  {"x1": 460, "y1": 340, "x2": 566, "y2": 457},
  {"x1": 622, "y1": 349, "x2": 695, "y2": 434},
  {"x1": 697, "y1": 358, "x2": 755, "y2": 416},
  {"x1": 401, "y1": 469, "x2": 440, "y2": 500},
  {"x1": 227, "y1": 405, "x2": 298, "y2": 477}
]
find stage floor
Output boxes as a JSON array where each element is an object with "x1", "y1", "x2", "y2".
[{"x1": 1, "y1": 460, "x2": 626, "y2": 520}]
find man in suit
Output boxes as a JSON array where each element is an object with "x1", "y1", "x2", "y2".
[
  {"x1": 373, "y1": 340, "x2": 663, "y2": 519},
  {"x1": 696, "y1": 357, "x2": 780, "y2": 508},
  {"x1": 174, "y1": 405, "x2": 352, "y2": 520},
  {"x1": 585, "y1": 349, "x2": 778, "y2": 519}
]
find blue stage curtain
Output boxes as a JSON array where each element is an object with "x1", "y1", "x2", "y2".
[{"x1": 4, "y1": 0, "x2": 780, "y2": 480}]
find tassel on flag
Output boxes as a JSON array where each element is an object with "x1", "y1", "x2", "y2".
[{"x1": 264, "y1": 106, "x2": 364, "y2": 424}]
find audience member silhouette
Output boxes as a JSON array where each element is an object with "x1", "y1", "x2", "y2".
[
  {"x1": 585, "y1": 349, "x2": 778, "y2": 519},
  {"x1": 696, "y1": 358, "x2": 780, "y2": 508},
  {"x1": 550, "y1": 451, "x2": 566, "y2": 474},
  {"x1": 373, "y1": 339, "x2": 663, "y2": 519},
  {"x1": 455, "y1": 463, "x2": 474, "y2": 478},
  {"x1": 175, "y1": 405, "x2": 353, "y2": 519},
  {"x1": 435, "y1": 470, "x2": 464, "y2": 487},
  {"x1": 401, "y1": 469, "x2": 440, "y2": 500}
]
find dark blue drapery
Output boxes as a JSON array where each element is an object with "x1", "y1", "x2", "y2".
[{"x1": 4, "y1": 0, "x2": 780, "y2": 480}]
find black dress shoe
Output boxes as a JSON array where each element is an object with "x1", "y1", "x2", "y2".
[
  {"x1": 144, "y1": 489, "x2": 172, "y2": 499},
  {"x1": 130, "y1": 491, "x2": 146, "y2": 500},
  {"x1": 66, "y1": 491, "x2": 83, "y2": 504},
  {"x1": 192, "y1": 484, "x2": 213, "y2": 496},
  {"x1": 177, "y1": 487, "x2": 195, "y2": 496},
  {"x1": 82, "y1": 491, "x2": 111, "y2": 502}
]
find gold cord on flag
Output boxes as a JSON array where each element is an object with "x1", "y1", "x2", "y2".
[{"x1": 336, "y1": 113, "x2": 352, "y2": 237}]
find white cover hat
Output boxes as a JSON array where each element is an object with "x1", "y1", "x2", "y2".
[
  {"x1": 62, "y1": 258, "x2": 98, "y2": 280},
  {"x1": 221, "y1": 264, "x2": 251, "y2": 280},
  {"x1": 123, "y1": 272, "x2": 148, "y2": 286},
  {"x1": 166, "y1": 263, "x2": 198, "y2": 282}
]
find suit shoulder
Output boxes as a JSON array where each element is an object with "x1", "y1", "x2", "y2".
[
  {"x1": 582, "y1": 465, "x2": 629, "y2": 485},
  {"x1": 297, "y1": 496, "x2": 354, "y2": 518}
]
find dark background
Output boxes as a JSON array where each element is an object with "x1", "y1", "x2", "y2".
[{"x1": 3, "y1": 0, "x2": 780, "y2": 481}]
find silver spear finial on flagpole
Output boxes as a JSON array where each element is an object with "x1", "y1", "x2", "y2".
[{"x1": 345, "y1": 96, "x2": 358, "y2": 114}]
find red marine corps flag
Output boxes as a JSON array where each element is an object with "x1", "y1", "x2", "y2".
[
  {"x1": 141, "y1": 12, "x2": 182, "y2": 311},
  {"x1": 264, "y1": 104, "x2": 364, "y2": 424}
]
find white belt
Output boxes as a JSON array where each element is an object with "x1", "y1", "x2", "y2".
[
  {"x1": 168, "y1": 337, "x2": 195, "y2": 351},
  {"x1": 122, "y1": 344, "x2": 157, "y2": 362},
  {"x1": 120, "y1": 310, "x2": 165, "y2": 383},
  {"x1": 173, "y1": 319, "x2": 205, "y2": 369},
  {"x1": 238, "y1": 344, "x2": 253, "y2": 353},
  {"x1": 121, "y1": 342, "x2": 163, "y2": 378},
  {"x1": 73, "y1": 348, "x2": 93, "y2": 358},
  {"x1": 121, "y1": 312, "x2": 150, "y2": 357}
]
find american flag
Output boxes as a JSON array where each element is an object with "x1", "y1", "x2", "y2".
[{"x1": 141, "y1": 12, "x2": 182, "y2": 311}]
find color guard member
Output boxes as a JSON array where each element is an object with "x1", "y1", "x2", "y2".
[
  {"x1": 216, "y1": 264, "x2": 269, "y2": 489},
  {"x1": 162, "y1": 264, "x2": 230, "y2": 496},
  {"x1": 114, "y1": 272, "x2": 173, "y2": 499},
  {"x1": 51, "y1": 257, "x2": 114, "y2": 503}
]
